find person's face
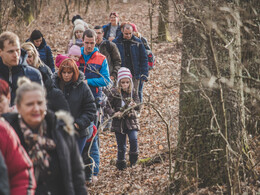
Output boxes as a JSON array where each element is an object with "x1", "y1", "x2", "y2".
[
  {"x1": 120, "y1": 78, "x2": 131, "y2": 91},
  {"x1": 123, "y1": 28, "x2": 133, "y2": 40},
  {"x1": 61, "y1": 68, "x2": 74, "y2": 82},
  {"x1": 75, "y1": 30, "x2": 83, "y2": 39},
  {"x1": 94, "y1": 29, "x2": 104, "y2": 45},
  {"x1": 83, "y1": 36, "x2": 96, "y2": 54},
  {"x1": 0, "y1": 40, "x2": 20, "y2": 67},
  {"x1": 110, "y1": 15, "x2": 118, "y2": 26},
  {"x1": 17, "y1": 90, "x2": 46, "y2": 129},
  {"x1": 0, "y1": 94, "x2": 10, "y2": 115},
  {"x1": 33, "y1": 37, "x2": 42, "y2": 48},
  {"x1": 69, "y1": 55, "x2": 80, "y2": 62},
  {"x1": 26, "y1": 51, "x2": 35, "y2": 66}
]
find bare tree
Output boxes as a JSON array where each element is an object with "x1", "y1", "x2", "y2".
[
  {"x1": 173, "y1": 0, "x2": 259, "y2": 194},
  {"x1": 158, "y1": 0, "x2": 172, "y2": 41}
]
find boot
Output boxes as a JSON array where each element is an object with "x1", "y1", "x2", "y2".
[
  {"x1": 129, "y1": 153, "x2": 138, "y2": 167},
  {"x1": 116, "y1": 160, "x2": 127, "y2": 170}
]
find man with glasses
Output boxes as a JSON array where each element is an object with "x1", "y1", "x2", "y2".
[
  {"x1": 113, "y1": 24, "x2": 148, "y2": 103},
  {"x1": 102, "y1": 12, "x2": 121, "y2": 41}
]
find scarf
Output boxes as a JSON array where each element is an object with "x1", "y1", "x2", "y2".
[{"x1": 19, "y1": 116, "x2": 56, "y2": 170}]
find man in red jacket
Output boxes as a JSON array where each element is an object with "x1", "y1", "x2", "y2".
[{"x1": 0, "y1": 118, "x2": 36, "y2": 195}]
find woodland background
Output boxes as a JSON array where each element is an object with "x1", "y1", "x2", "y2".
[{"x1": 0, "y1": 0, "x2": 259, "y2": 194}]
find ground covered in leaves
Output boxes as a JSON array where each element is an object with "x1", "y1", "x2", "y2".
[{"x1": 8, "y1": 0, "x2": 181, "y2": 194}]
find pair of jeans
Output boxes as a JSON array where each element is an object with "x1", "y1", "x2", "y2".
[
  {"x1": 115, "y1": 130, "x2": 138, "y2": 161},
  {"x1": 133, "y1": 78, "x2": 144, "y2": 103},
  {"x1": 84, "y1": 135, "x2": 100, "y2": 179},
  {"x1": 76, "y1": 122, "x2": 94, "y2": 154}
]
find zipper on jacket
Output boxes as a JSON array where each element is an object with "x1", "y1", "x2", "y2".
[{"x1": 8, "y1": 67, "x2": 12, "y2": 95}]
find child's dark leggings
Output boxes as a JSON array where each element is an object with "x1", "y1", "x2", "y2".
[{"x1": 115, "y1": 129, "x2": 138, "y2": 161}]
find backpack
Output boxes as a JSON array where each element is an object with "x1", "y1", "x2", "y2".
[
  {"x1": 140, "y1": 37, "x2": 155, "y2": 70},
  {"x1": 146, "y1": 49, "x2": 155, "y2": 70}
]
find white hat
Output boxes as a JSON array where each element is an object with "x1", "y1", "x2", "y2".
[{"x1": 73, "y1": 24, "x2": 85, "y2": 34}]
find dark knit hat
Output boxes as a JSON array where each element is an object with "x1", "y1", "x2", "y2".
[
  {"x1": 72, "y1": 15, "x2": 82, "y2": 24},
  {"x1": 30, "y1": 30, "x2": 43, "y2": 41}
]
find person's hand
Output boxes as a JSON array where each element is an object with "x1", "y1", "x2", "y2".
[
  {"x1": 129, "y1": 101, "x2": 136, "y2": 107},
  {"x1": 113, "y1": 111, "x2": 122, "y2": 118},
  {"x1": 110, "y1": 76, "x2": 115, "y2": 81},
  {"x1": 74, "y1": 123, "x2": 79, "y2": 129},
  {"x1": 108, "y1": 37, "x2": 115, "y2": 41}
]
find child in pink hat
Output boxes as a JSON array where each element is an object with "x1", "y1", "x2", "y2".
[
  {"x1": 104, "y1": 67, "x2": 140, "y2": 170},
  {"x1": 68, "y1": 45, "x2": 81, "y2": 67}
]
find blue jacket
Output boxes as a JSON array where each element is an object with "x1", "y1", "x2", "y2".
[
  {"x1": 113, "y1": 34, "x2": 149, "y2": 81},
  {"x1": 102, "y1": 23, "x2": 122, "y2": 40},
  {"x1": 0, "y1": 50, "x2": 43, "y2": 106},
  {"x1": 79, "y1": 47, "x2": 110, "y2": 98},
  {"x1": 27, "y1": 38, "x2": 55, "y2": 72}
]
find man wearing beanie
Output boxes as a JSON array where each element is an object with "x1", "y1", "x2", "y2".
[
  {"x1": 28, "y1": 29, "x2": 55, "y2": 72},
  {"x1": 113, "y1": 23, "x2": 148, "y2": 102}
]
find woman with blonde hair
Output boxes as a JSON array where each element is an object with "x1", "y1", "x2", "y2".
[{"x1": 2, "y1": 77, "x2": 87, "y2": 194}]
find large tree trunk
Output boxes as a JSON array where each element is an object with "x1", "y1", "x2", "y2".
[
  {"x1": 158, "y1": 0, "x2": 172, "y2": 42},
  {"x1": 174, "y1": 0, "x2": 259, "y2": 194}
]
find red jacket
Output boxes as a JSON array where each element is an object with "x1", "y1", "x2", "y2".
[{"x1": 0, "y1": 119, "x2": 36, "y2": 195}]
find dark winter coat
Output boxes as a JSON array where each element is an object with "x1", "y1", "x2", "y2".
[
  {"x1": 105, "y1": 88, "x2": 140, "y2": 133},
  {"x1": 53, "y1": 71, "x2": 96, "y2": 137},
  {"x1": 0, "y1": 151, "x2": 9, "y2": 195},
  {"x1": 113, "y1": 34, "x2": 149, "y2": 81},
  {"x1": 97, "y1": 40, "x2": 121, "y2": 79},
  {"x1": 27, "y1": 38, "x2": 55, "y2": 72},
  {"x1": 38, "y1": 64, "x2": 70, "y2": 112},
  {"x1": 0, "y1": 50, "x2": 43, "y2": 106},
  {"x1": 2, "y1": 111, "x2": 88, "y2": 195},
  {"x1": 102, "y1": 23, "x2": 122, "y2": 40}
]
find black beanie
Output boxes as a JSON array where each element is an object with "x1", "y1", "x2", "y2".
[
  {"x1": 72, "y1": 15, "x2": 82, "y2": 24},
  {"x1": 30, "y1": 30, "x2": 43, "y2": 41}
]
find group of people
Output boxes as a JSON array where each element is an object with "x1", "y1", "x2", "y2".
[{"x1": 0, "y1": 11, "x2": 150, "y2": 194}]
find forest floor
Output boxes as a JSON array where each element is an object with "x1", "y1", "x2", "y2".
[{"x1": 9, "y1": 0, "x2": 181, "y2": 194}]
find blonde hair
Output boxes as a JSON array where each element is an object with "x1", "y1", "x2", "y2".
[
  {"x1": 118, "y1": 78, "x2": 133, "y2": 94},
  {"x1": 15, "y1": 77, "x2": 46, "y2": 106},
  {"x1": 21, "y1": 42, "x2": 42, "y2": 68}
]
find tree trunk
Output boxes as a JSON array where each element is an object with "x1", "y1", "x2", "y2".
[
  {"x1": 158, "y1": 0, "x2": 172, "y2": 42},
  {"x1": 174, "y1": 0, "x2": 258, "y2": 194}
]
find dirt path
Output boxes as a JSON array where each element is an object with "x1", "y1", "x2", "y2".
[{"x1": 11, "y1": 0, "x2": 181, "y2": 193}]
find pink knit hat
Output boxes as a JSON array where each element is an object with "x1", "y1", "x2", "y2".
[
  {"x1": 68, "y1": 45, "x2": 81, "y2": 56},
  {"x1": 117, "y1": 67, "x2": 133, "y2": 86},
  {"x1": 55, "y1": 54, "x2": 69, "y2": 68}
]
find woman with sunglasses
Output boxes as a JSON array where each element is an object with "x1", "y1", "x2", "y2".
[{"x1": 104, "y1": 67, "x2": 140, "y2": 170}]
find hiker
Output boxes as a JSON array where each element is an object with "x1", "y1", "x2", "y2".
[
  {"x1": 94, "y1": 25, "x2": 121, "y2": 83},
  {"x1": 68, "y1": 23, "x2": 85, "y2": 51},
  {"x1": 113, "y1": 23, "x2": 148, "y2": 102},
  {"x1": 53, "y1": 57, "x2": 96, "y2": 153},
  {"x1": 2, "y1": 77, "x2": 88, "y2": 194},
  {"x1": 104, "y1": 67, "x2": 140, "y2": 170},
  {"x1": 21, "y1": 42, "x2": 70, "y2": 112},
  {"x1": 102, "y1": 12, "x2": 121, "y2": 41},
  {"x1": 79, "y1": 29, "x2": 110, "y2": 183},
  {"x1": 0, "y1": 119, "x2": 36, "y2": 194},
  {"x1": 0, "y1": 31, "x2": 43, "y2": 106},
  {"x1": 68, "y1": 45, "x2": 81, "y2": 66},
  {"x1": 28, "y1": 30, "x2": 55, "y2": 72}
]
